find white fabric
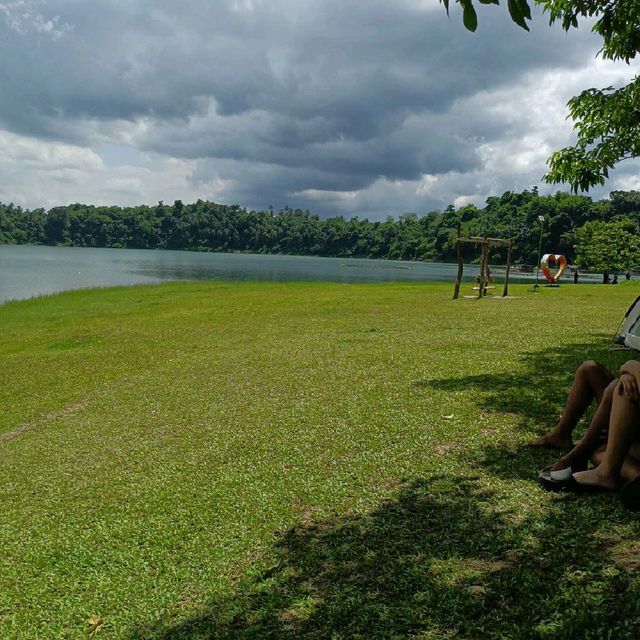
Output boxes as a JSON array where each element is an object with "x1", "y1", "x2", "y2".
[{"x1": 619, "y1": 295, "x2": 640, "y2": 351}]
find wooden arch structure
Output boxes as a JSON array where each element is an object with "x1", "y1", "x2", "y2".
[{"x1": 452, "y1": 227, "x2": 514, "y2": 300}]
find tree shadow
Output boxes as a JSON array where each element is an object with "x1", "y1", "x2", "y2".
[
  {"x1": 129, "y1": 477, "x2": 640, "y2": 640},
  {"x1": 414, "y1": 334, "x2": 625, "y2": 440},
  {"x1": 412, "y1": 334, "x2": 637, "y2": 482},
  {"x1": 127, "y1": 338, "x2": 640, "y2": 639}
]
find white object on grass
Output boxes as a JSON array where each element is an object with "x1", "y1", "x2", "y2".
[
  {"x1": 549, "y1": 467, "x2": 573, "y2": 481},
  {"x1": 616, "y1": 295, "x2": 640, "y2": 351}
]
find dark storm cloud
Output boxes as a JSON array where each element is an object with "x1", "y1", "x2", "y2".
[
  {"x1": 0, "y1": 0, "x2": 620, "y2": 216},
  {"x1": 145, "y1": 106, "x2": 477, "y2": 186},
  {"x1": 0, "y1": 1, "x2": 598, "y2": 130}
]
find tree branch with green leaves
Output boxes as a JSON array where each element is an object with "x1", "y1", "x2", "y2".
[{"x1": 441, "y1": 0, "x2": 640, "y2": 192}]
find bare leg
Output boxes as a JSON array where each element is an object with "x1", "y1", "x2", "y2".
[
  {"x1": 528, "y1": 360, "x2": 614, "y2": 449},
  {"x1": 573, "y1": 386, "x2": 640, "y2": 489},
  {"x1": 543, "y1": 379, "x2": 617, "y2": 471}
]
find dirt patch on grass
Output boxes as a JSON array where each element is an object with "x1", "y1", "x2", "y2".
[
  {"x1": 0, "y1": 397, "x2": 92, "y2": 446},
  {"x1": 609, "y1": 540, "x2": 640, "y2": 572},
  {"x1": 465, "y1": 559, "x2": 511, "y2": 574},
  {"x1": 434, "y1": 442, "x2": 458, "y2": 456}
]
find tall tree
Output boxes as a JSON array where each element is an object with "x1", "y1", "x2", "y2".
[{"x1": 575, "y1": 220, "x2": 640, "y2": 273}]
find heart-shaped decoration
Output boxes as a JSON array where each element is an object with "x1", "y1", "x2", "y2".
[{"x1": 541, "y1": 253, "x2": 567, "y2": 284}]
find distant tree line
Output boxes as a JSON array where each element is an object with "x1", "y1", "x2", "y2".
[{"x1": 2, "y1": 189, "x2": 640, "y2": 271}]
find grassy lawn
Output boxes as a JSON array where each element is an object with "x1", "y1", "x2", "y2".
[{"x1": 2, "y1": 279, "x2": 640, "y2": 639}]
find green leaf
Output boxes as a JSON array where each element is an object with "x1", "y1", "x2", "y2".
[
  {"x1": 462, "y1": 0, "x2": 478, "y2": 32},
  {"x1": 519, "y1": 0, "x2": 531, "y2": 20},
  {"x1": 478, "y1": 0, "x2": 500, "y2": 4},
  {"x1": 507, "y1": 0, "x2": 530, "y2": 30}
]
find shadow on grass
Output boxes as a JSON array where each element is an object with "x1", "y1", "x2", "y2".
[
  {"x1": 130, "y1": 477, "x2": 640, "y2": 640},
  {"x1": 414, "y1": 334, "x2": 625, "y2": 440},
  {"x1": 127, "y1": 338, "x2": 640, "y2": 639},
  {"x1": 413, "y1": 334, "x2": 637, "y2": 482}
]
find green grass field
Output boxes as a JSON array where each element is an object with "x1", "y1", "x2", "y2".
[{"x1": 2, "y1": 280, "x2": 640, "y2": 639}]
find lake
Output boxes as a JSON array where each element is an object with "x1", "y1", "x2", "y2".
[{"x1": 0, "y1": 244, "x2": 560, "y2": 304}]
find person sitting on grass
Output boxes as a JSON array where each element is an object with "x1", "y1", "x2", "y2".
[
  {"x1": 527, "y1": 360, "x2": 616, "y2": 451},
  {"x1": 573, "y1": 360, "x2": 640, "y2": 489},
  {"x1": 539, "y1": 360, "x2": 640, "y2": 508}
]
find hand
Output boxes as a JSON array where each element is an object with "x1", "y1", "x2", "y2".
[
  {"x1": 620, "y1": 359, "x2": 640, "y2": 378},
  {"x1": 618, "y1": 372, "x2": 640, "y2": 403}
]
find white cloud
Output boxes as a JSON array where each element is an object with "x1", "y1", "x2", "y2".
[
  {"x1": 292, "y1": 189, "x2": 361, "y2": 201},
  {"x1": 0, "y1": 130, "x2": 103, "y2": 171},
  {"x1": 453, "y1": 195, "x2": 478, "y2": 208},
  {"x1": 609, "y1": 171, "x2": 640, "y2": 193},
  {"x1": 416, "y1": 174, "x2": 439, "y2": 197},
  {"x1": 0, "y1": 129, "x2": 216, "y2": 209},
  {"x1": 230, "y1": 0, "x2": 261, "y2": 12},
  {"x1": 0, "y1": 0, "x2": 71, "y2": 38}
]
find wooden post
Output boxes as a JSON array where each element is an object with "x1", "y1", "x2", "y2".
[
  {"x1": 502, "y1": 240, "x2": 513, "y2": 297},
  {"x1": 453, "y1": 224, "x2": 463, "y2": 300},
  {"x1": 476, "y1": 241, "x2": 483, "y2": 299},
  {"x1": 483, "y1": 240, "x2": 490, "y2": 296},
  {"x1": 478, "y1": 240, "x2": 487, "y2": 299}
]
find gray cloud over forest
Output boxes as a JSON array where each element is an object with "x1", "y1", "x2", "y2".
[{"x1": 0, "y1": 0, "x2": 638, "y2": 219}]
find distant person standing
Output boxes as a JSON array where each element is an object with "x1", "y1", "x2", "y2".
[
  {"x1": 603, "y1": 269, "x2": 610, "y2": 284},
  {"x1": 626, "y1": 271, "x2": 632, "y2": 281},
  {"x1": 573, "y1": 269, "x2": 579, "y2": 284},
  {"x1": 612, "y1": 274, "x2": 619, "y2": 284}
]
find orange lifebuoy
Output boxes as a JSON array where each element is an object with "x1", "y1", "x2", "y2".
[{"x1": 541, "y1": 253, "x2": 567, "y2": 284}]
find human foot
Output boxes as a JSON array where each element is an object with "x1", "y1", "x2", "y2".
[
  {"x1": 527, "y1": 431, "x2": 573, "y2": 450},
  {"x1": 539, "y1": 467, "x2": 617, "y2": 493},
  {"x1": 572, "y1": 468, "x2": 618, "y2": 491}
]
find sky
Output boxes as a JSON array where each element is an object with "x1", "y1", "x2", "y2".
[{"x1": 0, "y1": 0, "x2": 638, "y2": 220}]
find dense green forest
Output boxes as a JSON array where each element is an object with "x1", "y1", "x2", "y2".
[{"x1": 2, "y1": 189, "x2": 640, "y2": 270}]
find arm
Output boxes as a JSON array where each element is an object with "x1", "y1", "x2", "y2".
[
  {"x1": 620, "y1": 360, "x2": 640, "y2": 399},
  {"x1": 620, "y1": 360, "x2": 640, "y2": 374},
  {"x1": 618, "y1": 373, "x2": 640, "y2": 402},
  {"x1": 619, "y1": 361, "x2": 640, "y2": 403}
]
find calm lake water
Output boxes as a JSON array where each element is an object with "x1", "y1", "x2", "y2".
[{"x1": 0, "y1": 244, "x2": 559, "y2": 304}]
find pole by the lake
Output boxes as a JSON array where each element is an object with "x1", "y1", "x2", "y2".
[
  {"x1": 453, "y1": 224, "x2": 463, "y2": 300},
  {"x1": 533, "y1": 215, "x2": 544, "y2": 291},
  {"x1": 502, "y1": 239, "x2": 513, "y2": 297}
]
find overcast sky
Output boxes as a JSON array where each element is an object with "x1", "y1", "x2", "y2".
[{"x1": 0, "y1": 0, "x2": 638, "y2": 220}]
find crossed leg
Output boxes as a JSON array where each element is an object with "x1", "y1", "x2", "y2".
[
  {"x1": 573, "y1": 384, "x2": 640, "y2": 490},
  {"x1": 528, "y1": 360, "x2": 614, "y2": 450},
  {"x1": 543, "y1": 378, "x2": 618, "y2": 472}
]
